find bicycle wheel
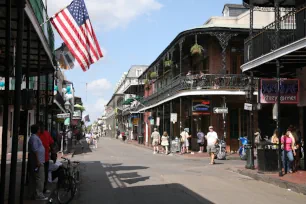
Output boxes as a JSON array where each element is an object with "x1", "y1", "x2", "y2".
[{"x1": 57, "y1": 176, "x2": 75, "y2": 204}]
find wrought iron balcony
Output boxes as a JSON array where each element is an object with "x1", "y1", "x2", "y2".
[
  {"x1": 244, "y1": 7, "x2": 305, "y2": 64},
  {"x1": 29, "y1": 0, "x2": 55, "y2": 51},
  {"x1": 143, "y1": 74, "x2": 256, "y2": 107}
]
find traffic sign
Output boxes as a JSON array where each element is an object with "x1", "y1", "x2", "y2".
[
  {"x1": 213, "y1": 107, "x2": 228, "y2": 114},
  {"x1": 244, "y1": 103, "x2": 253, "y2": 111},
  {"x1": 57, "y1": 113, "x2": 70, "y2": 119}
]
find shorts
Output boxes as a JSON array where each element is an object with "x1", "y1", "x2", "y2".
[
  {"x1": 207, "y1": 145, "x2": 216, "y2": 153},
  {"x1": 198, "y1": 143, "x2": 204, "y2": 147},
  {"x1": 152, "y1": 139, "x2": 159, "y2": 146}
]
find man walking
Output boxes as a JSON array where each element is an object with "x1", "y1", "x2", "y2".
[
  {"x1": 28, "y1": 124, "x2": 48, "y2": 200},
  {"x1": 151, "y1": 128, "x2": 161, "y2": 154},
  {"x1": 206, "y1": 126, "x2": 218, "y2": 165},
  {"x1": 38, "y1": 122, "x2": 54, "y2": 194}
]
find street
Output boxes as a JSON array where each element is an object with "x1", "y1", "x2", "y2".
[{"x1": 70, "y1": 138, "x2": 306, "y2": 204}]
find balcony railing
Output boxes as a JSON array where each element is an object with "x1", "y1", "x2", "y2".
[
  {"x1": 29, "y1": 0, "x2": 55, "y2": 51},
  {"x1": 143, "y1": 74, "x2": 255, "y2": 107},
  {"x1": 244, "y1": 7, "x2": 306, "y2": 63}
]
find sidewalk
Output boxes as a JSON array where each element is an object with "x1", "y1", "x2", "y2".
[
  {"x1": 230, "y1": 166, "x2": 306, "y2": 195},
  {"x1": 125, "y1": 139, "x2": 240, "y2": 160}
]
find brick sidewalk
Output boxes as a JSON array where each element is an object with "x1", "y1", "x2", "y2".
[{"x1": 231, "y1": 166, "x2": 306, "y2": 195}]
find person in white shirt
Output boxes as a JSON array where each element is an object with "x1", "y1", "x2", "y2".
[{"x1": 205, "y1": 126, "x2": 218, "y2": 164}]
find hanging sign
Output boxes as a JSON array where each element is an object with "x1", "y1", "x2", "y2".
[
  {"x1": 150, "y1": 119, "x2": 155, "y2": 125},
  {"x1": 156, "y1": 117, "x2": 160, "y2": 126},
  {"x1": 133, "y1": 118, "x2": 139, "y2": 126},
  {"x1": 170, "y1": 113, "x2": 177, "y2": 123},
  {"x1": 260, "y1": 79, "x2": 299, "y2": 104}
]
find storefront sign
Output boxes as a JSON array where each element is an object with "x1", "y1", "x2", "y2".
[
  {"x1": 133, "y1": 118, "x2": 139, "y2": 126},
  {"x1": 57, "y1": 113, "x2": 70, "y2": 118},
  {"x1": 192, "y1": 100, "x2": 211, "y2": 115},
  {"x1": 260, "y1": 79, "x2": 299, "y2": 104}
]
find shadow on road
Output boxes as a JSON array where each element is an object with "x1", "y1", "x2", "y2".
[{"x1": 69, "y1": 161, "x2": 214, "y2": 204}]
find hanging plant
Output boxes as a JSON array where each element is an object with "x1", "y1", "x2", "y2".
[
  {"x1": 144, "y1": 79, "x2": 149, "y2": 85},
  {"x1": 150, "y1": 72, "x2": 157, "y2": 79},
  {"x1": 190, "y1": 43, "x2": 203, "y2": 55},
  {"x1": 164, "y1": 60, "x2": 173, "y2": 68}
]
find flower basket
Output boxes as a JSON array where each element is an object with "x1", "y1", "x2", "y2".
[
  {"x1": 144, "y1": 79, "x2": 149, "y2": 85},
  {"x1": 164, "y1": 60, "x2": 173, "y2": 68},
  {"x1": 190, "y1": 43, "x2": 203, "y2": 55},
  {"x1": 150, "y1": 72, "x2": 157, "y2": 79},
  {"x1": 145, "y1": 84, "x2": 150, "y2": 90}
]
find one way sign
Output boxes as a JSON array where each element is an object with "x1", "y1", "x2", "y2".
[{"x1": 213, "y1": 107, "x2": 228, "y2": 114}]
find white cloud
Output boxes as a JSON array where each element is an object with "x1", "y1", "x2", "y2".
[
  {"x1": 87, "y1": 78, "x2": 112, "y2": 96},
  {"x1": 47, "y1": 0, "x2": 163, "y2": 31},
  {"x1": 84, "y1": 97, "x2": 108, "y2": 122}
]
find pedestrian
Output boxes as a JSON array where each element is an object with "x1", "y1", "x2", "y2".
[
  {"x1": 281, "y1": 130, "x2": 296, "y2": 174},
  {"x1": 271, "y1": 129, "x2": 279, "y2": 149},
  {"x1": 205, "y1": 126, "x2": 218, "y2": 165},
  {"x1": 180, "y1": 128, "x2": 191, "y2": 154},
  {"x1": 151, "y1": 128, "x2": 161, "y2": 154},
  {"x1": 197, "y1": 129, "x2": 205, "y2": 153},
  {"x1": 37, "y1": 122, "x2": 54, "y2": 194},
  {"x1": 28, "y1": 124, "x2": 48, "y2": 201},
  {"x1": 161, "y1": 131, "x2": 170, "y2": 155}
]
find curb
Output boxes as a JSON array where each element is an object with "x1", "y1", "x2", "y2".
[{"x1": 230, "y1": 167, "x2": 306, "y2": 195}]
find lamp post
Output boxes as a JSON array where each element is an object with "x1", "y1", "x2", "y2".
[
  {"x1": 64, "y1": 101, "x2": 71, "y2": 154},
  {"x1": 245, "y1": 74, "x2": 255, "y2": 169}
]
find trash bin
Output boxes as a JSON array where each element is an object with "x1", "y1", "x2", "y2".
[
  {"x1": 257, "y1": 142, "x2": 278, "y2": 172},
  {"x1": 171, "y1": 137, "x2": 180, "y2": 153},
  {"x1": 138, "y1": 136, "x2": 144, "y2": 144}
]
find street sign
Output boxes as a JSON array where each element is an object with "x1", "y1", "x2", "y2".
[
  {"x1": 57, "y1": 113, "x2": 70, "y2": 119},
  {"x1": 170, "y1": 113, "x2": 177, "y2": 123},
  {"x1": 213, "y1": 107, "x2": 228, "y2": 114},
  {"x1": 244, "y1": 103, "x2": 253, "y2": 111}
]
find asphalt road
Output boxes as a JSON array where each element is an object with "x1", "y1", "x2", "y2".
[{"x1": 70, "y1": 138, "x2": 306, "y2": 204}]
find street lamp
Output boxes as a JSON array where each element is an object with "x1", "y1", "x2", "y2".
[
  {"x1": 245, "y1": 75, "x2": 255, "y2": 170},
  {"x1": 64, "y1": 101, "x2": 71, "y2": 153}
]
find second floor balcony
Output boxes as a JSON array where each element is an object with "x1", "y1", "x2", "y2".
[
  {"x1": 143, "y1": 73, "x2": 256, "y2": 107},
  {"x1": 242, "y1": 6, "x2": 306, "y2": 74}
]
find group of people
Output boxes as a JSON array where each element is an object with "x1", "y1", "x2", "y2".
[
  {"x1": 28, "y1": 122, "x2": 62, "y2": 201},
  {"x1": 150, "y1": 125, "x2": 219, "y2": 165},
  {"x1": 85, "y1": 131, "x2": 98, "y2": 148},
  {"x1": 270, "y1": 126, "x2": 303, "y2": 174}
]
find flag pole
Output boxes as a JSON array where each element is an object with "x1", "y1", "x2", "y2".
[{"x1": 40, "y1": 3, "x2": 71, "y2": 27}]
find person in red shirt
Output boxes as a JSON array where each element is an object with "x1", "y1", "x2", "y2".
[{"x1": 37, "y1": 122, "x2": 54, "y2": 193}]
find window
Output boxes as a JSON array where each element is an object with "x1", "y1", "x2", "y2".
[{"x1": 136, "y1": 69, "x2": 143, "y2": 77}]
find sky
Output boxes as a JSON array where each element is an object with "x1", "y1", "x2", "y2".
[{"x1": 47, "y1": 0, "x2": 242, "y2": 122}]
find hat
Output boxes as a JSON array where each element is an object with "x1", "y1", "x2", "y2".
[
  {"x1": 184, "y1": 128, "x2": 189, "y2": 133},
  {"x1": 209, "y1": 126, "x2": 213, "y2": 129}
]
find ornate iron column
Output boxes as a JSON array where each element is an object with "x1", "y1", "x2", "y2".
[
  {"x1": 275, "y1": 0, "x2": 283, "y2": 177},
  {"x1": 8, "y1": 0, "x2": 25, "y2": 202},
  {"x1": 36, "y1": 43, "x2": 41, "y2": 123},
  {"x1": 208, "y1": 32, "x2": 238, "y2": 74},
  {"x1": 0, "y1": 0, "x2": 11, "y2": 202},
  {"x1": 249, "y1": 0, "x2": 254, "y2": 60},
  {"x1": 45, "y1": 74, "x2": 48, "y2": 128},
  {"x1": 179, "y1": 38, "x2": 184, "y2": 74},
  {"x1": 19, "y1": 19, "x2": 31, "y2": 204}
]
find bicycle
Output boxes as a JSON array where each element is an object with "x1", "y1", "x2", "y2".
[{"x1": 57, "y1": 157, "x2": 80, "y2": 204}]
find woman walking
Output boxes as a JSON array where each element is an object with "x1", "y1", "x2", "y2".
[
  {"x1": 281, "y1": 130, "x2": 296, "y2": 174},
  {"x1": 161, "y1": 131, "x2": 170, "y2": 154}
]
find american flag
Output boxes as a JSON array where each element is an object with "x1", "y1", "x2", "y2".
[
  {"x1": 50, "y1": 0, "x2": 103, "y2": 71},
  {"x1": 84, "y1": 114, "x2": 90, "y2": 122}
]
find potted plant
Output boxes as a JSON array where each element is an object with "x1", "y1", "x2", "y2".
[
  {"x1": 164, "y1": 60, "x2": 173, "y2": 68},
  {"x1": 190, "y1": 43, "x2": 203, "y2": 55},
  {"x1": 150, "y1": 71, "x2": 157, "y2": 79}
]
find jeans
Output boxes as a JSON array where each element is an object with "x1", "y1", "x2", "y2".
[{"x1": 282, "y1": 150, "x2": 294, "y2": 173}]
